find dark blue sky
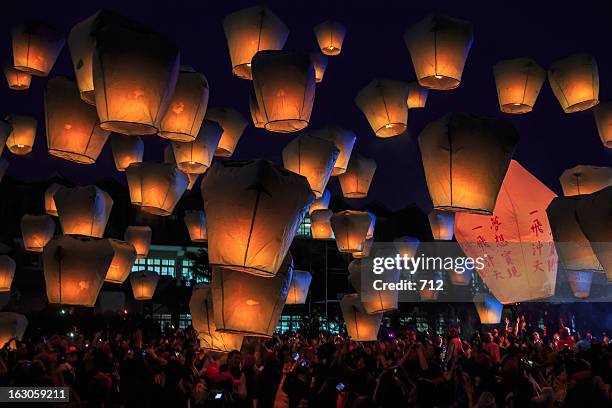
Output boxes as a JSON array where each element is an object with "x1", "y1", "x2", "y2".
[{"x1": 1, "y1": 0, "x2": 611, "y2": 211}]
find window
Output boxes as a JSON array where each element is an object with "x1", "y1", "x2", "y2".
[
  {"x1": 179, "y1": 314, "x2": 192, "y2": 329},
  {"x1": 181, "y1": 259, "x2": 208, "y2": 286},
  {"x1": 275, "y1": 315, "x2": 303, "y2": 333},
  {"x1": 153, "y1": 314, "x2": 172, "y2": 332},
  {"x1": 319, "y1": 316, "x2": 340, "y2": 334},
  {"x1": 132, "y1": 257, "x2": 176, "y2": 277},
  {"x1": 297, "y1": 216, "x2": 312, "y2": 237}
]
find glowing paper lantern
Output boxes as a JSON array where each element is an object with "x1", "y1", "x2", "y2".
[
  {"x1": 310, "y1": 52, "x2": 328, "y2": 83},
  {"x1": 93, "y1": 17, "x2": 180, "y2": 135},
  {"x1": 189, "y1": 284, "x2": 244, "y2": 352},
  {"x1": 202, "y1": 160, "x2": 313, "y2": 276},
  {"x1": 184, "y1": 210, "x2": 207, "y2": 242},
  {"x1": 282, "y1": 134, "x2": 339, "y2": 198},
  {"x1": 548, "y1": 54, "x2": 599, "y2": 113},
  {"x1": 45, "y1": 77, "x2": 110, "y2": 163},
  {"x1": 309, "y1": 189, "x2": 331, "y2": 214},
  {"x1": 473, "y1": 294, "x2": 503, "y2": 324},
  {"x1": 252, "y1": 50, "x2": 316, "y2": 133},
  {"x1": 159, "y1": 66, "x2": 209, "y2": 141},
  {"x1": 4, "y1": 66, "x2": 32, "y2": 90},
  {"x1": 567, "y1": 271, "x2": 593, "y2": 299},
  {"x1": 340, "y1": 294, "x2": 382, "y2": 341},
  {"x1": 446, "y1": 244, "x2": 473, "y2": 285},
  {"x1": 594, "y1": 102, "x2": 612, "y2": 148},
  {"x1": 419, "y1": 271, "x2": 444, "y2": 301},
  {"x1": 314, "y1": 21, "x2": 346, "y2": 56},
  {"x1": 111, "y1": 134, "x2": 144, "y2": 171},
  {"x1": 407, "y1": 82, "x2": 428, "y2": 109},
  {"x1": 0, "y1": 120, "x2": 11, "y2": 156},
  {"x1": 352, "y1": 238, "x2": 373, "y2": 259},
  {"x1": 0, "y1": 256, "x2": 16, "y2": 292},
  {"x1": 310, "y1": 209, "x2": 334, "y2": 239},
  {"x1": 575, "y1": 186, "x2": 612, "y2": 282},
  {"x1": 126, "y1": 162, "x2": 189, "y2": 216},
  {"x1": 312, "y1": 126, "x2": 356, "y2": 176},
  {"x1": 172, "y1": 120, "x2": 222, "y2": 174},
  {"x1": 124, "y1": 226, "x2": 152, "y2": 258},
  {"x1": 393, "y1": 236, "x2": 420, "y2": 258},
  {"x1": 4, "y1": 115, "x2": 37, "y2": 155},
  {"x1": 54, "y1": 186, "x2": 113, "y2": 238},
  {"x1": 105, "y1": 240, "x2": 137, "y2": 284},
  {"x1": 249, "y1": 93, "x2": 265, "y2": 128},
  {"x1": 206, "y1": 107, "x2": 248, "y2": 158},
  {"x1": 355, "y1": 79, "x2": 409, "y2": 137},
  {"x1": 186, "y1": 173, "x2": 200, "y2": 190},
  {"x1": 43, "y1": 235, "x2": 114, "y2": 306},
  {"x1": 130, "y1": 271, "x2": 159, "y2": 300},
  {"x1": 331, "y1": 210, "x2": 371, "y2": 253},
  {"x1": 212, "y1": 255, "x2": 293, "y2": 337},
  {"x1": 559, "y1": 165, "x2": 612, "y2": 196},
  {"x1": 0, "y1": 313, "x2": 28, "y2": 348},
  {"x1": 349, "y1": 258, "x2": 398, "y2": 313},
  {"x1": 455, "y1": 160, "x2": 558, "y2": 303},
  {"x1": 223, "y1": 5, "x2": 289, "y2": 80},
  {"x1": 428, "y1": 210, "x2": 454, "y2": 240},
  {"x1": 21, "y1": 215, "x2": 55, "y2": 252},
  {"x1": 0, "y1": 159, "x2": 8, "y2": 183},
  {"x1": 286, "y1": 270, "x2": 312, "y2": 304},
  {"x1": 338, "y1": 154, "x2": 376, "y2": 198},
  {"x1": 44, "y1": 183, "x2": 63, "y2": 216},
  {"x1": 12, "y1": 23, "x2": 64, "y2": 76},
  {"x1": 493, "y1": 58, "x2": 545, "y2": 114},
  {"x1": 403, "y1": 15, "x2": 473, "y2": 90},
  {"x1": 419, "y1": 113, "x2": 518, "y2": 214}
]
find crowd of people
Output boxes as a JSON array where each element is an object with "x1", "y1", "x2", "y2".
[{"x1": 0, "y1": 315, "x2": 610, "y2": 407}]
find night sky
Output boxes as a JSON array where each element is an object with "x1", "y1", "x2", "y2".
[{"x1": 1, "y1": 1, "x2": 611, "y2": 212}]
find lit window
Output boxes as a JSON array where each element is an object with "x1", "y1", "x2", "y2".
[{"x1": 297, "y1": 216, "x2": 312, "y2": 237}]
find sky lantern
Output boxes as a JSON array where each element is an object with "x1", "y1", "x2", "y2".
[
  {"x1": 0, "y1": 313, "x2": 28, "y2": 348},
  {"x1": 202, "y1": 160, "x2": 313, "y2": 276},
  {"x1": 406, "y1": 82, "x2": 429, "y2": 109},
  {"x1": 223, "y1": 5, "x2": 289, "y2": 80},
  {"x1": 493, "y1": 58, "x2": 545, "y2": 114},
  {"x1": 309, "y1": 190, "x2": 331, "y2": 214},
  {"x1": 43, "y1": 235, "x2": 114, "y2": 307},
  {"x1": 125, "y1": 162, "x2": 189, "y2": 216},
  {"x1": 349, "y1": 259, "x2": 398, "y2": 313},
  {"x1": 124, "y1": 226, "x2": 152, "y2": 259},
  {"x1": 455, "y1": 160, "x2": 558, "y2": 304},
  {"x1": 252, "y1": 50, "x2": 316, "y2": 133},
  {"x1": 547, "y1": 197, "x2": 602, "y2": 276},
  {"x1": 4, "y1": 115, "x2": 37, "y2": 155},
  {"x1": 355, "y1": 79, "x2": 409, "y2": 137},
  {"x1": 548, "y1": 53, "x2": 599, "y2": 113},
  {"x1": 473, "y1": 294, "x2": 503, "y2": 324},
  {"x1": 428, "y1": 210, "x2": 455, "y2": 240},
  {"x1": 0, "y1": 120, "x2": 11, "y2": 155},
  {"x1": 575, "y1": 186, "x2": 612, "y2": 282},
  {"x1": 314, "y1": 21, "x2": 346, "y2": 56},
  {"x1": 310, "y1": 52, "x2": 328, "y2": 83},
  {"x1": 4, "y1": 66, "x2": 32, "y2": 90},
  {"x1": 189, "y1": 284, "x2": 244, "y2": 352},
  {"x1": 331, "y1": 210, "x2": 371, "y2": 253},
  {"x1": 340, "y1": 294, "x2": 382, "y2": 341},
  {"x1": 282, "y1": 134, "x2": 339, "y2": 198},
  {"x1": 206, "y1": 107, "x2": 248, "y2": 158},
  {"x1": 45, "y1": 77, "x2": 110, "y2": 164},
  {"x1": 12, "y1": 22, "x2": 65, "y2": 76},
  {"x1": 186, "y1": 173, "x2": 200, "y2": 190},
  {"x1": 93, "y1": 17, "x2": 180, "y2": 135},
  {"x1": 0, "y1": 159, "x2": 8, "y2": 182},
  {"x1": 172, "y1": 120, "x2": 222, "y2": 174},
  {"x1": 286, "y1": 270, "x2": 312, "y2": 304},
  {"x1": 393, "y1": 236, "x2": 420, "y2": 258},
  {"x1": 352, "y1": 238, "x2": 373, "y2": 259},
  {"x1": 249, "y1": 93, "x2": 265, "y2": 128},
  {"x1": 312, "y1": 126, "x2": 356, "y2": 176},
  {"x1": 184, "y1": 210, "x2": 207, "y2": 242},
  {"x1": 419, "y1": 113, "x2": 518, "y2": 215},
  {"x1": 54, "y1": 185, "x2": 113, "y2": 237},
  {"x1": 159, "y1": 66, "x2": 209, "y2": 142},
  {"x1": 403, "y1": 15, "x2": 473, "y2": 90},
  {"x1": 594, "y1": 102, "x2": 612, "y2": 148},
  {"x1": 44, "y1": 183, "x2": 63, "y2": 216},
  {"x1": 0, "y1": 256, "x2": 16, "y2": 292},
  {"x1": 211, "y1": 254, "x2": 293, "y2": 337},
  {"x1": 559, "y1": 165, "x2": 611, "y2": 196},
  {"x1": 111, "y1": 134, "x2": 144, "y2": 171},
  {"x1": 130, "y1": 270, "x2": 159, "y2": 300},
  {"x1": 338, "y1": 154, "x2": 376, "y2": 199},
  {"x1": 310, "y1": 209, "x2": 334, "y2": 239},
  {"x1": 567, "y1": 271, "x2": 593, "y2": 298},
  {"x1": 21, "y1": 215, "x2": 55, "y2": 252},
  {"x1": 419, "y1": 271, "x2": 444, "y2": 301},
  {"x1": 105, "y1": 239, "x2": 137, "y2": 284}
]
